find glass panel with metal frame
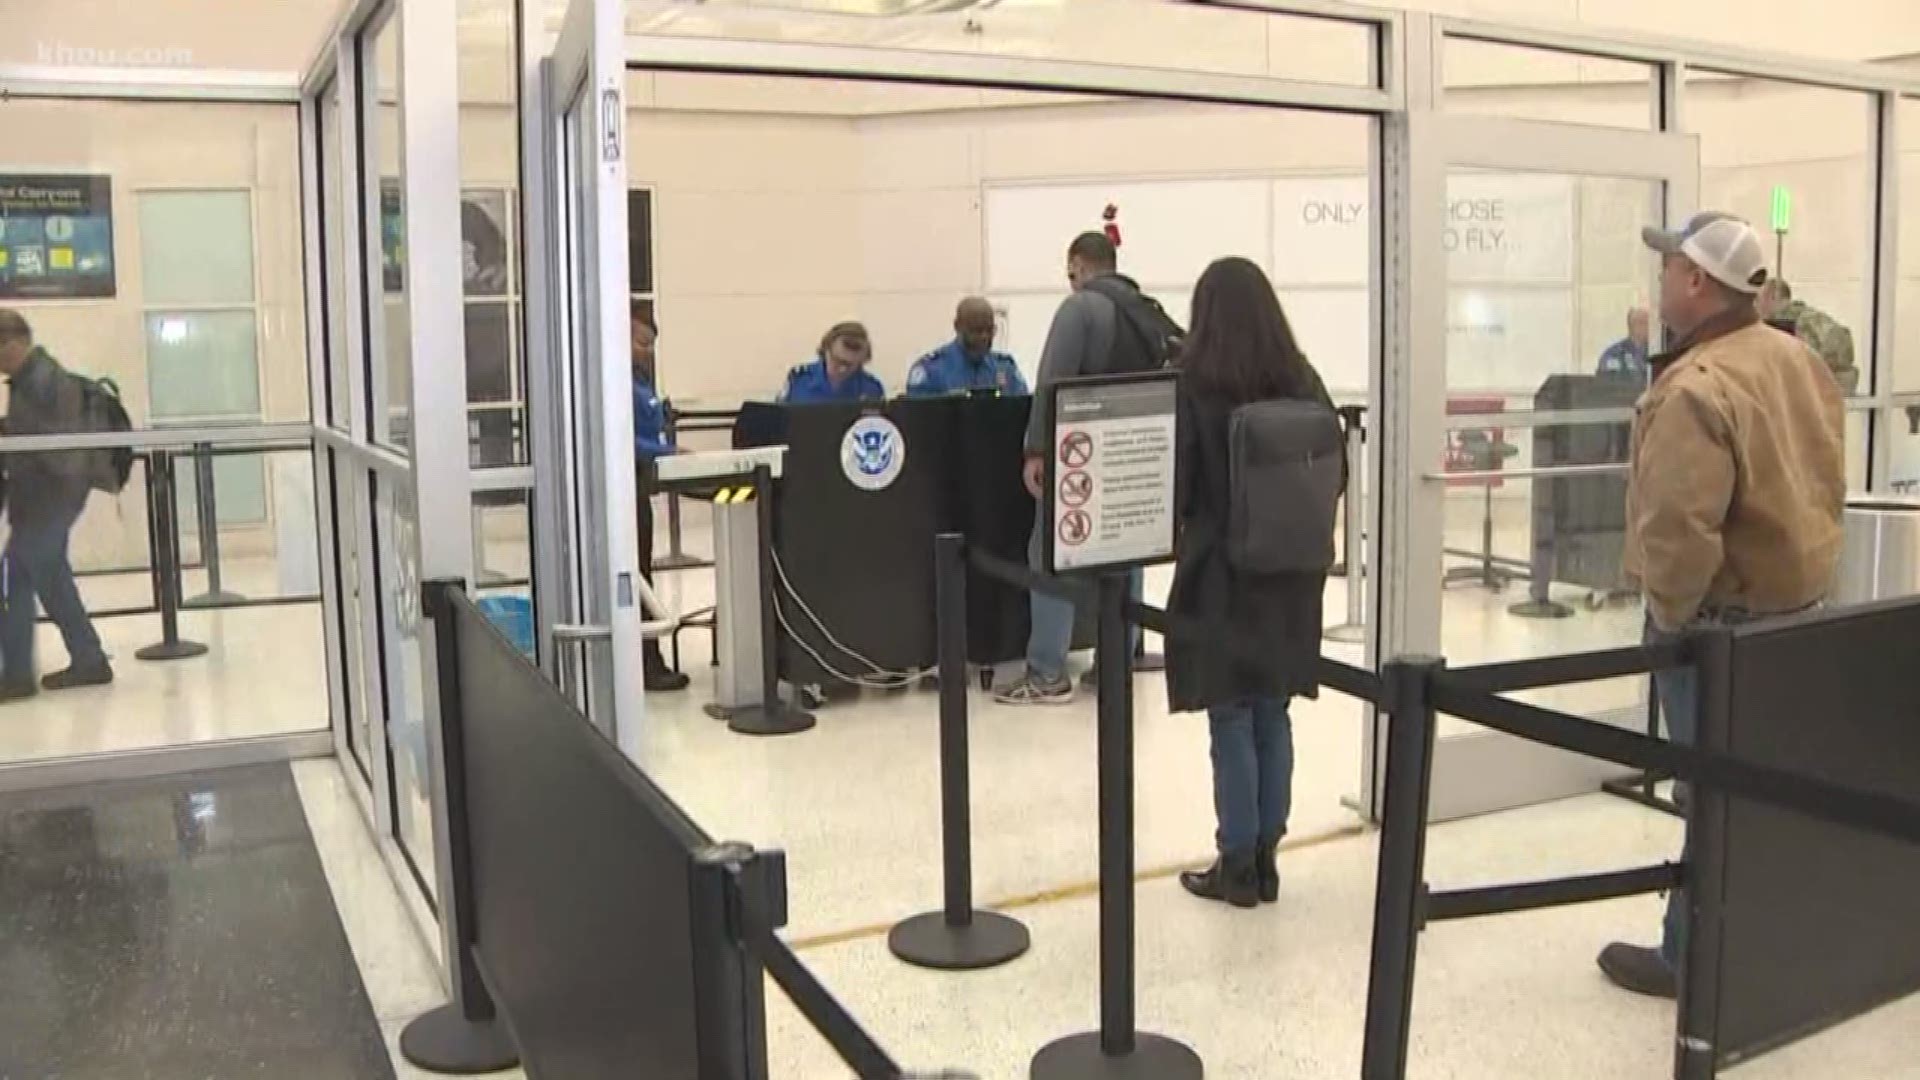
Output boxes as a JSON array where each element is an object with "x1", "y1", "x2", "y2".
[
  {"x1": 604, "y1": 61, "x2": 1381, "y2": 866},
  {"x1": 1435, "y1": 168, "x2": 1662, "y2": 736},
  {"x1": 320, "y1": 74, "x2": 356, "y2": 432},
  {"x1": 1686, "y1": 68, "x2": 1876, "y2": 399},
  {"x1": 373, "y1": 469, "x2": 436, "y2": 901},
  {"x1": 621, "y1": 0, "x2": 1381, "y2": 90},
  {"x1": 1897, "y1": 95, "x2": 1920, "y2": 394},
  {"x1": 1443, "y1": 36, "x2": 1658, "y2": 131},
  {"x1": 362, "y1": 11, "x2": 413, "y2": 454},
  {"x1": 0, "y1": 440, "x2": 327, "y2": 767}
]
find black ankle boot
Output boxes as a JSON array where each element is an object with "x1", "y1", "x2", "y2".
[
  {"x1": 1180, "y1": 852, "x2": 1259, "y2": 908},
  {"x1": 1255, "y1": 837, "x2": 1280, "y2": 903}
]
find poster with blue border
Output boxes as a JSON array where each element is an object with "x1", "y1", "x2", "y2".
[{"x1": 0, "y1": 175, "x2": 115, "y2": 300}]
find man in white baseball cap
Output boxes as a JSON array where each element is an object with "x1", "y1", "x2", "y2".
[{"x1": 1598, "y1": 212, "x2": 1845, "y2": 998}]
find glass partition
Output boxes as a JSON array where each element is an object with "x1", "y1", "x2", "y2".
[
  {"x1": 624, "y1": 0, "x2": 1382, "y2": 90},
  {"x1": 0, "y1": 444, "x2": 327, "y2": 765},
  {"x1": 0, "y1": 97, "x2": 308, "y2": 432},
  {"x1": 1444, "y1": 38, "x2": 1658, "y2": 130},
  {"x1": 364, "y1": 12, "x2": 413, "y2": 452},
  {"x1": 1897, "y1": 95, "x2": 1920, "y2": 394},
  {"x1": 1686, "y1": 70, "x2": 1877, "y2": 396}
]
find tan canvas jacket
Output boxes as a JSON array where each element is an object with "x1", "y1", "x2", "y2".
[{"x1": 1624, "y1": 311, "x2": 1845, "y2": 631}]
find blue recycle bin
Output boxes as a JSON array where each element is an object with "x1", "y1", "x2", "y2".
[{"x1": 476, "y1": 595, "x2": 535, "y2": 656}]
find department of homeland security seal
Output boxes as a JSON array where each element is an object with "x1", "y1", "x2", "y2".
[{"x1": 842, "y1": 415, "x2": 906, "y2": 492}]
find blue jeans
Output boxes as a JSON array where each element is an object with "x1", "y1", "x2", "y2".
[
  {"x1": 1025, "y1": 512, "x2": 1140, "y2": 682},
  {"x1": 2, "y1": 504, "x2": 106, "y2": 682},
  {"x1": 1208, "y1": 697, "x2": 1294, "y2": 856},
  {"x1": 1648, "y1": 621, "x2": 1698, "y2": 970}
]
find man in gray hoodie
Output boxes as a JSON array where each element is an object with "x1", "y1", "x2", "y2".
[{"x1": 995, "y1": 231, "x2": 1156, "y2": 705}]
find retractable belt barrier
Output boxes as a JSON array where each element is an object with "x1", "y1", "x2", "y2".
[
  {"x1": 1360, "y1": 615, "x2": 1920, "y2": 1080},
  {"x1": 953, "y1": 541, "x2": 1377, "y2": 1079},
  {"x1": 957, "y1": 538, "x2": 1920, "y2": 1080},
  {"x1": 400, "y1": 577, "x2": 969, "y2": 1080}
]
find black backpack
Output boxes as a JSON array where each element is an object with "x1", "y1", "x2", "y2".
[
  {"x1": 67, "y1": 373, "x2": 134, "y2": 494},
  {"x1": 1082, "y1": 276, "x2": 1183, "y2": 374},
  {"x1": 1225, "y1": 398, "x2": 1344, "y2": 574}
]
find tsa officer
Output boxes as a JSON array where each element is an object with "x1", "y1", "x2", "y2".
[
  {"x1": 905, "y1": 297, "x2": 1029, "y2": 397},
  {"x1": 778, "y1": 321, "x2": 886, "y2": 404},
  {"x1": 631, "y1": 305, "x2": 688, "y2": 693}
]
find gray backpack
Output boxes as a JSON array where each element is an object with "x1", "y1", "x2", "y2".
[{"x1": 1226, "y1": 399, "x2": 1344, "y2": 574}]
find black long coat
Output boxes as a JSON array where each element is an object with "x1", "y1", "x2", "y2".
[{"x1": 1165, "y1": 379, "x2": 1335, "y2": 714}]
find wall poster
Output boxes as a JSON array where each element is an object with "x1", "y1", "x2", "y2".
[{"x1": 0, "y1": 175, "x2": 116, "y2": 299}]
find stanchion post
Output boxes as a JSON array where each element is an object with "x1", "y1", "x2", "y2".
[
  {"x1": 1360, "y1": 655, "x2": 1444, "y2": 1080},
  {"x1": 890, "y1": 533, "x2": 1030, "y2": 971},
  {"x1": 726, "y1": 464, "x2": 815, "y2": 737},
  {"x1": 1326, "y1": 405, "x2": 1367, "y2": 644},
  {"x1": 135, "y1": 449, "x2": 208, "y2": 662},
  {"x1": 1675, "y1": 628, "x2": 1733, "y2": 1080},
  {"x1": 401, "y1": 579, "x2": 521, "y2": 1073},
  {"x1": 183, "y1": 442, "x2": 246, "y2": 608},
  {"x1": 1031, "y1": 571, "x2": 1201, "y2": 1080}
]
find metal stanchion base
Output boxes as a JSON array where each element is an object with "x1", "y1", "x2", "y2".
[
  {"x1": 889, "y1": 910, "x2": 1030, "y2": 971},
  {"x1": 720, "y1": 701, "x2": 816, "y2": 737},
  {"x1": 136, "y1": 639, "x2": 209, "y2": 662},
  {"x1": 399, "y1": 1004, "x2": 521, "y2": 1075},
  {"x1": 655, "y1": 553, "x2": 713, "y2": 571},
  {"x1": 1323, "y1": 623, "x2": 1366, "y2": 644},
  {"x1": 1507, "y1": 598, "x2": 1575, "y2": 619},
  {"x1": 182, "y1": 591, "x2": 247, "y2": 609},
  {"x1": 1031, "y1": 1032, "x2": 1203, "y2": 1080},
  {"x1": 1601, "y1": 774, "x2": 1684, "y2": 818}
]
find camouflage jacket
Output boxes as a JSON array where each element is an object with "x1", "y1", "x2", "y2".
[{"x1": 1774, "y1": 299, "x2": 1858, "y2": 394}]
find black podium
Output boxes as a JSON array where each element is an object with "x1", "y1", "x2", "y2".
[{"x1": 736, "y1": 395, "x2": 1041, "y2": 691}]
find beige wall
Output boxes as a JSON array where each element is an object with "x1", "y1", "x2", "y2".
[
  {"x1": 0, "y1": 98, "x2": 308, "y2": 570},
  {"x1": 0, "y1": 0, "x2": 343, "y2": 73},
  {"x1": 617, "y1": 77, "x2": 1377, "y2": 403}
]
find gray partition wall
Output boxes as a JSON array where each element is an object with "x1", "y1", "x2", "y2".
[{"x1": 1696, "y1": 600, "x2": 1920, "y2": 1068}]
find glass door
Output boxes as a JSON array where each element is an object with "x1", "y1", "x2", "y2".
[
  {"x1": 1405, "y1": 115, "x2": 1698, "y2": 821},
  {"x1": 537, "y1": 0, "x2": 643, "y2": 755}
]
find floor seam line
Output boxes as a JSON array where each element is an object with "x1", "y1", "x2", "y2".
[{"x1": 788, "y1": 821, "x2": 1369, "y2": 952}]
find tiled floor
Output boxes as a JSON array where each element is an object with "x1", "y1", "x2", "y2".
[
  {"x1": 0, "y1": 556, "x2": 329, "y2": 764},
  {"x1": 15, "y1": 495, "x2": 1905, "y2": 1078}
]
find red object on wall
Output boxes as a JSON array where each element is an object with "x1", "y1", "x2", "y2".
[
  {"x1": 1102, "y1": 203, "x2": 1122, "y2": 248},
  {"x1": 1444, "y1": 396, "x2": 1509, "y2": 490}
]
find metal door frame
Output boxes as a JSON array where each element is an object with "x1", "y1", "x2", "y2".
[
  {"x1": 1392, "y1": 110, "x2": 1698, "y2": 822},
  {"x1": 529, "y1": 0, "x2": 642, "y2": 755}
]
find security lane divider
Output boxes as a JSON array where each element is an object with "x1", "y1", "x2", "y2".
[
  {"x1": 1325, "y1": 403, "x2": 1367, "y2": 644},
  {"x1": 1360, "y1": 615, "x2": 1920, "y2": 1080},
  {"x1": 50, "y1": 442, "x2": 319, "y2": 639},
  {"x1": 954, "y1": 539, "x2": 1378, "y2": 1080},
  {"x1": 133, "y1": 449, "x2": 208, "y2": 661},
  {"x1": 180, "y1": 441, "x2": 246, "y2": 608},
  {"x1": 962, "y1": 535, "x2": 1920, "y2": 1080},
  {"x1": 401, "y1": 577, "x2": 967, "y2": 1080},
  {"x1": 888, "y1": 533, "x2": 1032, "y2": 971}
]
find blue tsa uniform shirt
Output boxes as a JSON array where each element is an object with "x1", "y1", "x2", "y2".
[
  {"x1": 777, "y1": 357, "x2": 886, "y2": 404},
  {"x1": 1595, "y1": 337, "x2": 1649, "y2": 380},
  {"x1": 904, "y1": 341, "x2": 1030, "y2": 397},
  {"x1": 633, "y1": 376, "x2": 673, "y2": 460}
]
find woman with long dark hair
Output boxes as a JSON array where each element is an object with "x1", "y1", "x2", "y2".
[{"x1": 1169, "y1": 256, "x2": 1338, "y2": 908}]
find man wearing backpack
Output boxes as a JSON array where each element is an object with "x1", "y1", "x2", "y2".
[
  {"x1": 995, "y1": 232, "x2": 1182, "y2": 706},
  {"x1": 0, "y1": 310, "x2": 111, "y2": 700}
]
